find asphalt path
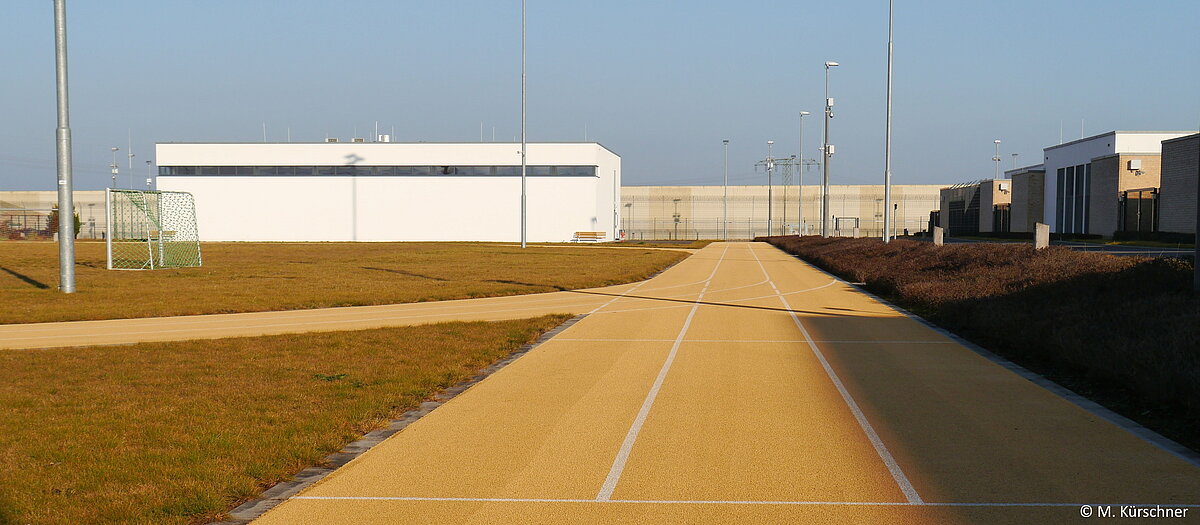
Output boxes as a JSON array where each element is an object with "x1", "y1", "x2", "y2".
[{"x1": 244, "y1": 242, "x2": 1200, "y2": 524}]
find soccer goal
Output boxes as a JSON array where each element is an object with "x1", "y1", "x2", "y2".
[{"x1": 106, "y1": 189, "x2": 202, "y2": 270}]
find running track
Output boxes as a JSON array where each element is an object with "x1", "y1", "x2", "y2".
[{"x1": 240, "y1": 242, "x2": 1200, "y2": 524}]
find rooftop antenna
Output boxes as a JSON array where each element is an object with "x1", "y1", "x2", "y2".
[
  {"x1": 375, "y1": 121, "x2": 380, "y2": 142},
  {"x1": 1080, "y1": 118, "x2": 1084, "y2": 139},
  {"x1": 480, "y1": 121, "x2": 484, "y2": 142},
  {"x1": 584, "y1": 124, "x2": 588, "y2": 142},
  {"x1": 287, "y1": 127, "x2": 291, "y2": 142},
  {"x1": 1059, "y1": 120, "x2": 1063, "y2": 145},
  {"x1": 262, "y1": 122, "x2": 267, "y2": 142}
]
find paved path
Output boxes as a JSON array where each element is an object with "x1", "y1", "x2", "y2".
[
  {"x1": 249, "y1": 242, "x2": 1200, "y2": 524},
  {"x1": 0, "y1": 290, "x2": 622, "y2": 350}
]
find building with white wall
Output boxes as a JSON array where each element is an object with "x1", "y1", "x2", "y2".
[
  {"x1": 1042, "y1": 131, "x2": 1191, "y2": 234},
  {"x1": 155, "y1": 142, "x2": 620, "y2": 242}
]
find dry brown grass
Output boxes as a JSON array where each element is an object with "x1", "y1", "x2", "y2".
[
  {"x1": 0, "y1": 315, "x2": 570, "y2": 524},
  {"x1": 762, "y1": 235, "x2": 1200, "y2": 452},
  {"x1": 0, "y1": 242, "x2": 685, "y2": 324}
]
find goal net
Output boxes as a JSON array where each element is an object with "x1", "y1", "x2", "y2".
[{"x1": 106, "y1": 189, "x2": 202, "y2": 270}]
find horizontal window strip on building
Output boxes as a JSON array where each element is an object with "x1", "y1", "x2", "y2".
[{"x1": 158, "y1": 166, "x2": 598, "y2": 177}]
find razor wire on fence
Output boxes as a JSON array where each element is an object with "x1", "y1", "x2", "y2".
[{"x1": 106, "y1": 189, "x2": 202, "y2": 270}]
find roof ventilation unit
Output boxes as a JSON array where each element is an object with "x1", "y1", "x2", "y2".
[
  {"x1": 352, "y1": 138, "x2": 365, "y2": 143},
  {"x1": 325, "y1": 138, "x2": 339, "y2": 143}
]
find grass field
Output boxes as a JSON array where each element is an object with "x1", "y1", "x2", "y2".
[
  {"x1": 0, "y1": 242, "x2": 686, "y2": 324},
  {"x1": 762, "y1": 235, "x2": 1200, "y2": 453},
  {"x1": 0, "y1": 315, "x2": 569, "y2": 524}
]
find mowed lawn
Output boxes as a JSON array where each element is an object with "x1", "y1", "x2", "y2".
[
  {"x1": 0, "y1": 242, "x2": 686, "y2": 324},
  {"x1": 0, "y1": 315, "x2": 570, "y2": 524}
]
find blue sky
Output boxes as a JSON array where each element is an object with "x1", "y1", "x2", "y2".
[{"x1": 2, "y1": 0, "x2": 1198, "y2": 191}]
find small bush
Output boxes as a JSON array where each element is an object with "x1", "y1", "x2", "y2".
[{"x1": 761, "y1": 235, "x2": 1200, "y2": 451}]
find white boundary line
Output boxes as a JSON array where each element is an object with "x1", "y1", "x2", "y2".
[
  {"x1": 747, "y1": 243, "x2": 924, "y2": 504},
  {"x1": 292, "y1": 496, "x2": 1200, "y2": 508},
  {"x1": 595, "y1": 244, "x2": 731, "y2": 501},
  {"x1": 553, "y1": 338, "x2": 956, "y2": 344}
]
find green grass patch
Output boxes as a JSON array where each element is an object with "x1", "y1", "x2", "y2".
[
  {"x1": 0, "y1": 242, "x2": 686, "y2": 324},
  {"x1": 0, "y1": 315, "x2": 570, "y2": 524}
]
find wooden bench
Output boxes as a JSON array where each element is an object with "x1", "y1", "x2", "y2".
[{"x1": 572, "y1": 231, "x2": 606, "y2": 242}]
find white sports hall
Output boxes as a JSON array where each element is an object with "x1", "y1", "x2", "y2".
[{"x1": 155, "y1": 141, "x2": 621, "y2": 242}]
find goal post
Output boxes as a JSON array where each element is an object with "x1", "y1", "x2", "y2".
[{"x1": 106, "y1": 189, "x2": 202, "y2": 270}]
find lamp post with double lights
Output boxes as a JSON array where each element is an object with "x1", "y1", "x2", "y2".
[
  {"x1": 993, "y1": 140, "x2": 1002, "y2": 179},
  {"x1": 110, "y1": 147, "x2": 119, "y2": 188}
]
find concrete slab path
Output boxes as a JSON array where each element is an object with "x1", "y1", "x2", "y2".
[{"x1": 246, "y1": 242, "x2": 1200, "y2": 524}]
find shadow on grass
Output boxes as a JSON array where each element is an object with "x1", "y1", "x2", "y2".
[{"x1": 1, "y1": 266, "x2": 50, "y2": 289}]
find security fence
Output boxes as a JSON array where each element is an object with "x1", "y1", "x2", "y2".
[{"x1": 620, "y1": 185, "x2": 943, "y2": 240}]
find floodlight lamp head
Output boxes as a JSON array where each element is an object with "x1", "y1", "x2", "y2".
[
  {"x1": 723, "y1": 139, "x2": 730, "y2": 145},
  {"x1": 994, "y1": 139, "x2": 1002, "y2": 144},
  {"x1": 111, "y1": 147, "x2": 119, "y2": 152},
  {"x1": 767, "y1": 140, "x2": 774, "y2": 145},
  {"x1": 825, "y1": 61, "x2": 839, "y2": 67},
  {"x1": 800, "y1": 111, "x2": 811, "y2": 116}
]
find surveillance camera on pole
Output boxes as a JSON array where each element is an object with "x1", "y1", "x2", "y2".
[{"x1": 822, "y1": 61, "x2": 839, "y2": 237}]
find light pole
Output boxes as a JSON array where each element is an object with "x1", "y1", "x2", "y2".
[
  {"x1": 767, "y1": 140, "x2": 775, "y2": 236},
  {"x1": 883, "y1": 0, "x2": 894, "y2": 243},
  {"x1": 110, "y1": 147, "x2": 119, "y2": 188},
  {"x1": 519, "y1": 0, "x2": 527, "y2": 248},
  {"x1": 1011, "y1": 153, "x2": 1019, "y2": 170},
  {"x1": 992, "y1": 139, "x2": 1002, "y2": 179},
  {"x1": 672, "y1": 198, "x2": 681, "y2": 240},
  {"x1": 722, "y1": 139, "x2": 729, "y2": 240},
  {"x1": 798, "y1": 111, "x2": 809, "y2": 235},
  {"x1": 822, "y1": 61, "x2": 839, "y2": 237},
  {"x1": 53, "y1": 0, "x2": 75, "y2": 293},
  {"x1": 145, "y1": 160, "x2": 153, "y2": 189},
  {"x1": 128, "y1": 150, "x2": 135, "y2": 189},
  {"x1": 624, "y1": 202, "x2": 633, "y2": 239}
]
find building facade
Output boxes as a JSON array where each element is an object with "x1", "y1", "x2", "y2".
[
  {"x1": 1089, "y1": 153, "x2": 1163, "y2": 236},
  {"x1": 938, "y1": 180, "x2": 1010, "y2": 235},
  {"x1": 1159, "y1": 133, "x2": 1199, "y2": 234},
  {"x1": 1007, "y1": 165, "x2": 1045, "y2": 233},
  {"x1": 155, "y1": 142, "x2": 620, "y2": 242},
  {"x1": 1042, "y1": 131, "x2": 1190, "y2": 234}
]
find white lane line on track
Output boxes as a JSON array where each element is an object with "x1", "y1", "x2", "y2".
[
  {"x1": 552, "y1": 338, "x2": 956, "y2": 344},
  {"x1": 595, "y1": 244, "x2": 731, "y2": 501},
  {"x1": 291, "y1": 496, "x2": 1200, "y2": 508},
  {"x1": 747, "y1": 243, "x2": 924, "y2": 505}
]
